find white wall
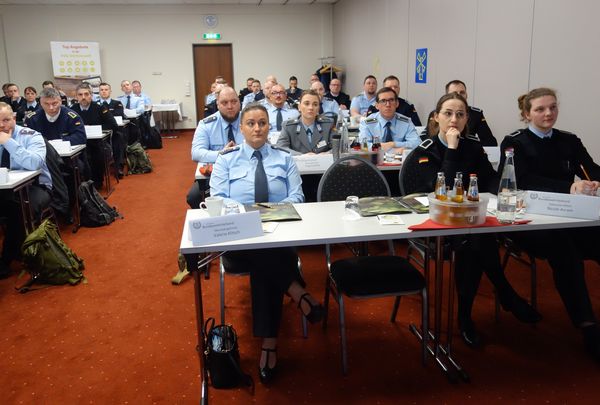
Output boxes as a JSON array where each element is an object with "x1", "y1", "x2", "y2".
[
  {"x1": 333, "y1": 0, "x2": 600, "y2": 161},
  {"x1": 0, "y1": 4, "x2": 333, "y2": 128}
]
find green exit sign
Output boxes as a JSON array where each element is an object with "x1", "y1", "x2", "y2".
[{"x1": 203, "y1": 33, "x2": 221, "y2": 40}]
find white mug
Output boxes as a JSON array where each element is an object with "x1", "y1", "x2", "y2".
[
  {"x1": 200, "y1": 196, "x2": 224, "y2": 217},
  {"x1": 0, "y1": 167, "x2": 9, "y2": 184}
]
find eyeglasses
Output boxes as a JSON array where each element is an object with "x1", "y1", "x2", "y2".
[
  {"x1": 377, "y1": 98, "x2": 397, "y2": 105},
  {"x1": 440, "y1": 110, "x2": 467, "y2": 119},
  {"x1": 271, "y1": 91, "x2": 286, "y2": 96}
]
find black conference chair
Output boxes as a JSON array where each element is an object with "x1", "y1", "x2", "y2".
[{"x1": 317, "y1": 155, "x2": 428, "y2": 375}]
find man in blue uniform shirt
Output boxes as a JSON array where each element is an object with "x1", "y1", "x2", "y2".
[
  {"x1": 310, "y1": 81, "x2": 339, "y2": 119},
  {"x1": 24, "y1": 87, "x2": 86, "y2": 145},
  {"x1": 242, "y1": 80, "x2": 264, "y2": 109},
  {"x1": 187, "y1": 86, "x2": 243, "y2": 208},
  {"x1": 132, "y1": 80, "x2": 152, "y2": 109},
  {"x1": 0, "y1": 102, "x2": 52, "y2": 278},
  {"x1": 350, "y1": 75, "x2": 377, "y2": 117},
  {"x1": 118, "y1": 80, "x2": 145, "y2": 116},
  {"x1": 266, "y1": 83, "x2": 299, "y2": 136},
  {"x1": 366, "y1": 75, "x2": 422, "y2": 126},
  {"x1": 358, "y1": 87, "x2": 420, "y2": 151}
]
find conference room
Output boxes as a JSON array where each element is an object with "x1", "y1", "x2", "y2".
[{"x1": 2, "y1": 0, "x2": 600, "y2": 404}]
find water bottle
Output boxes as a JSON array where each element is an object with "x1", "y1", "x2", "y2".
[
  {"x1": 331, "y1": 133, "x2": 341, "y2": 161},
  {"x1": 497, "y1": 149, "x2": 518, "y2": 223},
  {"x1": 340, "y1": 120, "x2": 349, "y2": 154}
]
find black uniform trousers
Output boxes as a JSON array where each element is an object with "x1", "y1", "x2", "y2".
[
  {"x1": 0, "y1": 184, "x2": 52, "y2": 264},
  {"x1": 510, "y1": 228, "x2": 600, "y2": 326},
  {"x1": 222, "y1": 247, "x2": 302, "y2": 338},
  {"x1": 452, "y1": 234, "x2": 519, "y2": 320}
]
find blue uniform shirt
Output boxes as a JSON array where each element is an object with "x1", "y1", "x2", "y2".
[
  {"x1": 350, "y1": 92, "x2": 376, "y2": 115},
  {"x1": 358, "y1": 112, "x2": 420, "y2": 149},
  {"x1": 210, "y1": 142, "x2": 304, "y2": 205},
  {"x1": 528, "y1": 124, "x2": 553, "y2": 139},
  {"x1": 191, "y1": 111, "x2": 243, "y2": 163},
  {"x1": 321, "y1": 97, "x2": 340, "y2": 117},
  {"x1": 117, "y1": 93, "x2": 145, "y2": 115},
  {"x1": 24, "y1": 106, "x2": 87, "y2": 145},
  {"x1": 266, "y1": 103, "x2": 299, "y2": 133},
  {"x1": 1, "y1": 124, "x2": 52, "y2": 188},
  {"x1": 135, "y1": 92, "x2": 152, "y2": 108}
]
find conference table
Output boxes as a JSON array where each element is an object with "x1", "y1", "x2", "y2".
[
  {"x1": 0, "y1": 169, "x2": 41, "y2": 234},
  {"x1": 152, "y1": 102, "x2": 182, "y2": 137},
  {"x1": 179, "y1": 198, "x2": 600, "y2": 403}
]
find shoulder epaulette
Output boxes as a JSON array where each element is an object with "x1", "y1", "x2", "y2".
[
  {"x1": 25, "y1": 111, "x2": 36, "y2": 119},
  {"x1": 322, "y1": 96, "x2": 333, "y2": 102},
  {"x1": 219, "y1": 146, "x2": 240, "y2": 155},
  {"x1": 558, "y1": 129, "x2": 575, "y2": 136},
  {"x1": 509, "y1": 130, "x2": 522, "y2": 137},
  {"x1": 365, "y1": 117, "x2": 377, "y2": 124},
  {"x1": 67, "y1": 111, "x2": 78, "y2": 119},
  {"x1": 395, "y1": 113, "x2": 409, "y2": 122},
  {"x1": 317, "y1": 116, "x2": 333, "y2": 123},
  {"x1": 203, "y1": 115, "x2": 217, "y2": 124},
  {"x1": 469, "y1": 106, "x2": 482, "y2": 113},
  {"x1": 270, "y1": 145, "x2": 290, "y2": 153},
  {"x1": 418, "y1": 138, "x2": 433, "y2": 149},
  {"x1": 465, "y1": 134, "x2": 480, "y2": 142},
  {"x1": 18, "y1": 128, "x2": 36, "y2": 135},
  {"x1": 116, "y1": 101, "x2": 123, "y2": 107},
  {"x1": 286, "y1": 119, "x2": 299, "y2": 126}
]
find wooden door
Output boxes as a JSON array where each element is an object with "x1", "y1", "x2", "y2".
[{"x1": 192, "y1": 44, "x2": 234, "y2": 123}]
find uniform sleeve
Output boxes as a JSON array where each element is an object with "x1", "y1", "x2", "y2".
[
  {"x1": 473, "y1": 110, "x2": 497, "y2": 146},
  {"x1": 395, "y1": 121, "x2": 420, "y2": 149},
  {"x1": 65, "y1": 115, "x2": 87, "y2": 145},
  {"x1": 100, "y1": 108, "x2": 118, "y2": 133},
  {"x1": 191, "y1": 121, "x2": 219, "y2": 163},
  {"x1": 208, "y1": 154, "x2": 231, "y2": 199},
  {"x1": 275, "y1": 126, "x2": 299, "y2": 155},
  {"x1": 350, "y1": 96, "x2": 361, "y2": 115},
  {"x1": 3, "y1": 132, "x2": 46, "y2": 170},
  {"x1": 281, "y1": 156, "x2": 304, "y2": 203}
]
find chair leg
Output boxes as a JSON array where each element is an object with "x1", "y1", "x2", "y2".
[
  {"x1": 421, "y1": 287, "x2": 429, "y2": 365},
  {"x1": 529, "y1": 254, "x2": 537, "y2": 311},
  {"x1": 338, "y1": 294, "x2": 348, "y2": 375},
  {"x1": 219, "y1": 262, "x2": 225, "y2": 325},
  {"x1": 323, "y1": 275, "x2": 331, "y2": 330},
  {"x1": 390, "y1": 296, "x2": 401, "y2": 323},
  {"x1": 496, "y1": 247, "x2": 512, "y2": 322}
]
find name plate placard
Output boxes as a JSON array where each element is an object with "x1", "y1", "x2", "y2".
[
  {"x1": 293, "y1": 154, "x2": 333, "y2": 173},
  {"x1": 188, "y1": 209, "x2": 263, "y2": 245},
  {"x1": 525, "y1": 190, "x2": 600, "y2": 220}
]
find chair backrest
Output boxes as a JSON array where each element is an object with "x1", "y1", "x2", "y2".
[
  {"x1": 398, "y1": 147, "x2": 422, "y2": 196},
  {"x1": 317, "y1": 155, "x2": 390, "y2": 202}
]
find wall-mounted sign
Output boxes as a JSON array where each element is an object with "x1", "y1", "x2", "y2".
[
  {"x1": 50, "y1": 41, "x2": 101, "y2": 78},
  {"x1": 415, "y1": 48, "x2": 427, "y2": 84},
  {"x1": 203, "y1": 33, "x2": 222, "y2": 40}
]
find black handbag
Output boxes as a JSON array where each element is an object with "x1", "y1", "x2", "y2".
[{"x1": 203, "y1": 318, "x2": 254, "y2": 392}]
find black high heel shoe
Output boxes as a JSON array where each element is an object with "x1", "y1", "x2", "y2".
[
  {"x1": 259, "y1": 347, "x2": 277, "y2": 384},
  {"x1": 298, "y1": 292, "x2": 324, "y2": 324}
]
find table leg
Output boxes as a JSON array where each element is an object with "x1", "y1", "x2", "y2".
[
  {"x1": 71, "y1": 159, "x2": 82, "y2": 233},
  {"x1": 101, "y1": 137, "x2": 115, "y2": 199},
  {"x1": 16, "y1": 185, "x2": 36, "y2": 234}
]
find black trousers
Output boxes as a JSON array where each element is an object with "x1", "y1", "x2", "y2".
[
  {"x1": 452, "y1": 234, "x2": 519, "y2": 321},
  {"x1": 0, "y1": 184, "x2": 52, "y2": 264},
  {"x1": 222, "y1": 247, "x2": 301, "y2": 338},
  {"x1": 510, "y1": 228, "x2": 600, "y2": 326},
  {"x1": 186, "y1": 181, "x2": 205, "y2": 209}
]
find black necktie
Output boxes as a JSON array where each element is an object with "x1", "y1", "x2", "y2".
[
  {"x1": 383, "y1": 121, "x2": 392, "y2": 142},
  {"x1": 319, "y1": 104, "x2": 324, "y2": 114},
  {"x1": 276, "y1": 108, "x2": 283, "y2": 131},
  {"x1": 253, "y1": 150, "x2": 268, "y2": 203},
  {"x1": 1, "y1": 148, "x2": 10, "y2": 168},
  {"x1": 306, "y1": 128, "x2": 313, "y2": 144},
  {"x1": 126, "y1": 95, "x2": 131, "y2": 109},
  {"x1": 227, "y1": 124, "x2": 235, "y2": 143}
]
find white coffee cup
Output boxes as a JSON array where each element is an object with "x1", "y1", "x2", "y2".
[
  {"x1": 200, "y1": 196, "x2": 224, "y2": 217},
  {"x1": 0, "y1": 167, "x2": 9, "y2": 184}
]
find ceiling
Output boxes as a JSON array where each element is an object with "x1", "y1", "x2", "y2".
[{"x1": 0, "y1": 0, "x2": 338, "y2": 5}]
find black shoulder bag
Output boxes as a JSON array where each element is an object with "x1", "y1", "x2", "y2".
[{"x1": 203, "y1": 318, "x2": 254, "y2": 393}]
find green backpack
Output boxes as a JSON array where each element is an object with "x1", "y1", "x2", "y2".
[
  {"x1": 19, "y1": 219, "x2": 85, "y2": 292},
  {"x1": 126, "y1": 142, "x2": 153, "y2": 174}
]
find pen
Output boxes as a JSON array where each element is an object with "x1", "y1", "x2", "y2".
[
  {"x1": 580, "y1": 164, "x2": 591, "y2": 181},
  {"x1": 257, "y1": 203, "x2": 272, "y2": 209}
]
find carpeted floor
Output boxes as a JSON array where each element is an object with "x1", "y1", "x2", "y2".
[{"x1": 1, "y1": 131, "x2": 600, "y2": 404}]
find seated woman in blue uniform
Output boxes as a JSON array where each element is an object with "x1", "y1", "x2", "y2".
[
  {"x1": 500, "y1": 87, "x2": 600, "y2": 361},
  {"x1": 407, "y1": 93, "x2": 541, "y2": 347},
  {"x1": 210, "y1": 102, "x2": 324, "y2": 384}
]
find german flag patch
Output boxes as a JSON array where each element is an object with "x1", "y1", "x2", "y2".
[{"x1": 418, "y1": 157, "x2": 429, "y2": 164}]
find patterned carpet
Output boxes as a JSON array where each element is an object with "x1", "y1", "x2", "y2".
[{"x1": 1, "y1": 130, "x2": 599, "y2": 404}]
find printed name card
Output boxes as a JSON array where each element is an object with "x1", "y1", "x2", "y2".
[
  {"x1": 525, "y1": 190, "x2": 600, "y2": 220},
  {"x1": 293, "y1": 154, "x2": 333, "y2": 173},
  {"x1": 115, "y1": 116, "x2": 124, "y2": 126},
  {"x1": 48, "y1": 139, "x2": 71, "y2": 154},
  {"x1": 187, "y1": 209, "x2": 263, "y2": 245},
  {"x1": 124, "y1": 108, "x2": 139, "y2": 118},
  {"x1": 85, "y1": 125, "x2": 103, "y2": 137}
]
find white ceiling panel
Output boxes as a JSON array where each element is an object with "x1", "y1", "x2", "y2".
[{"x1": 0, "y1": 0, "x2": 337, "y2": 4}]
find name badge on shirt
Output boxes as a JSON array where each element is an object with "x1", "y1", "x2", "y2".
[{"x1": 316, "y1": 140, "x2": 327, "y2": 149}]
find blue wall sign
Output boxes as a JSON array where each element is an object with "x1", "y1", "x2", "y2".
[{"x1": 415, "y1": 48, "x2": 428, "y2": 83}]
